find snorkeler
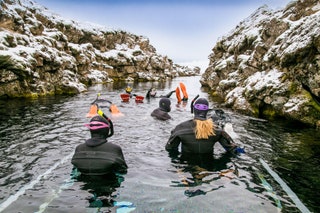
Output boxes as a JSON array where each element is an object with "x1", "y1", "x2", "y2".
[
  {"x1": 165, "y1": 97, "x2": 244, "y2": 155},
  {"x1": 72, "y1": 114, "x2": 127, "y2": 175},
  {"x1": 151, "y1": 98, "x2": 172, "y2": 121},
  {"x1": 146, "y1": 88, "x2": 176, "y2": 99}
]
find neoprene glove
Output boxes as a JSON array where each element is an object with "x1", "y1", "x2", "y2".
[{"x1": 235, "y1": 147, "x2": 245, "y2": 154}]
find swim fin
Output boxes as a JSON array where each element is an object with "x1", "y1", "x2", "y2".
[
  {"x1": 86, "y1": 104, "x2": 98, "y2": 118},
  {"x1": 176, "y1": 87, "x2": 181, "y2": 103},
  {"x1": 109, "y1": 104, "x2": 120, "y2": 114},
  {"x1": 179, "y1": 82, "x2": 188, "y2": 101}
]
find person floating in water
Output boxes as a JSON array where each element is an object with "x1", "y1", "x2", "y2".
[
  {"x1": 146, "y1": 88, "x2": 176, "y2": 99},
  {"x1": 72, "y1": 112, "x2": 128, "y2": 208},
  {"x1": 125, "y1": 85, "x2": 133, "y2": 97},
  {"x1": 165, "y1": 97, "x2": 244, "y2": 155},
  {"x1": 151, "y1": 98, "x2": 172, "y2": 121},
  {"x1": 72, "y1": 114, "x2": 128, "y2": 175}
]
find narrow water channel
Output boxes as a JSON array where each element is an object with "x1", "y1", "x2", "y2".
[{"x1": 0, "y1": 76, "x2": 319, "y2": 213}]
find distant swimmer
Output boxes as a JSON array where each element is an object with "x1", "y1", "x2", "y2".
[
  {"x1": 146, "y1": 88, "x2": 176, "y2": 99},
  {"x1": 125, "y1": 85, "x2": 133, "y2": 97},
  {"x1": 151, "y1": 98, "x2": 172, "y2": 121}
]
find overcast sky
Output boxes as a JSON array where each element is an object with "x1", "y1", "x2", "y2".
[{"x1": 35, "y1": 0, "x2": 292, "y2": 69}]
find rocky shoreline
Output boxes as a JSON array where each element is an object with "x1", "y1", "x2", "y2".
[
  {"x1": 200, "y1": 0, "x2": 320, "y2": 127},
  {"x1": 0, "y1": 0, "x2": 199, "y2": 99}
]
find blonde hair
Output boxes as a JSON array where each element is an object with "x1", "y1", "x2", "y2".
[{"x1": 194, "y1": 119, "x2": 215, "y2": 139}]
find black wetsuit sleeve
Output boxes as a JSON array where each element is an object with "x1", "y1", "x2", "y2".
[
  {"x1": 163, "y1": 90, "x2": 175, "y2": 98},
  {"x1": 146, "y1": 89, "x2": 151, "y2": 98},
  {"x1": 114, "y1": 148, "x2": 128, "y2": 174},
  {"x1": 165, "y1": 128, "x2": 181, "y2": 152}
]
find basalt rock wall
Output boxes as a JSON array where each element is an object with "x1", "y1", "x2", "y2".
[
  {"x1": 201, "y1": 0, "x2": 320, "y2": 127},
  {"x1": 0, "y1": 0, "x2": 199, "y2": 98}
]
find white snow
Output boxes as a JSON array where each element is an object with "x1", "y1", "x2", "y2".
[
  {"x1": 244, "y1": 69, "x2": 283, "y2": 91},
  {"x1": 0, "y1": 0, "x2": 198, "y2": 96}
]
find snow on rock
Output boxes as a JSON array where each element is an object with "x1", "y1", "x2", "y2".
[
  {"x1": 201, "y1": 0, "x2": 320, "y2": 127},
  {"x1": 0, "y1": 0, "x2": 198, "y2": 98}
]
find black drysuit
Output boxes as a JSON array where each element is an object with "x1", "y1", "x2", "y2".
[{"x1": 165, "y1": 119, "x2": 238, "y2": 154}]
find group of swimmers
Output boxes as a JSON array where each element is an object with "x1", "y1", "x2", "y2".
[{"x1": 71, "y1": 84, "x2": 244, "y2": 207}]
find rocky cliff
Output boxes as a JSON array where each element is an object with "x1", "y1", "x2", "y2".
[
  {"x1": 201, "y1": 0, "x2": 320, "y2": 127},
  {"x1": 0, "y1": 0, "x2": 199, "y2": 98}
]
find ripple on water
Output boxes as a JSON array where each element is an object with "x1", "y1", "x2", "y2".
[{"x1": 0, "y1": 77, "x2": 318, "y2": 213}]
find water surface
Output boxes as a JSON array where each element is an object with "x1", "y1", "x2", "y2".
[{"x1": 0, "y1": 76, "x2": 319, "y2": 213}]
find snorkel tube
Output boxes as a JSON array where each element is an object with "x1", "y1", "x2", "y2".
[
  {"x1": 98, "y1": 109, "x2": 114, "y2": 138},
  {"x1": 91, "y1": 93, "x2": 120, "y2": 114},
  {"x1": 190, "y1": 94, "x2": 200, "y2": 114}
]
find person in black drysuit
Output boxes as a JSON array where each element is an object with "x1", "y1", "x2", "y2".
[
  {"x1": 71, "y1": 115, "x2": 128, "y2": 208},
  {"x1": 72, "y1": 115, "x2": 127, "y2": 175},
  {"x1": 165, "y1": 98, "x2": 243, "y2": 155},
  {"x1": 146, "y1": 88, "x2": 176, "y2": 99},
  {"x1": 151, "y1": 98, "x2": 172, "y2": 121},
  {"x1": 166, "y1": 98, "x2": 244, "y2": 198}
]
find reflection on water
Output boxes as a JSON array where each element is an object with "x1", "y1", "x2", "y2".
[
  {"x1": 0, "y1": 76, "x2": 319, "y2": 213},
  {"x1": 75, "y1": 172, "x2": 124, "y2": 208},
  {"x1": 169, "y1": 152, "x2": 237, "y2": 198}
]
